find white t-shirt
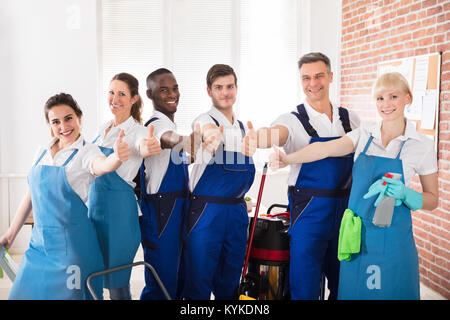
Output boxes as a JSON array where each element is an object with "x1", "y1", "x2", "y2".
[
  {"x1": 271, "y1": 101, "x2": 360, "y2": 186},
  {"x1": 32, "y1": 135, "x2": 104, "y2": 203},
  {"x1": 93, "y1": 116, "x2": 148, "y2": 187},
  {"x1": 142, "y1": 111, "x2": 178, "y2": 194},
  {"x1": 346, "y1": 120, "x2": 438, "y2": 186},
  {"x1": 189, "y1": 106, "x2": 249, "y2": 192}
]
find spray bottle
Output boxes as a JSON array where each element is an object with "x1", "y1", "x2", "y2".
[{"x1": 372, "y1": 172, "x2": 402, "y2": 228}]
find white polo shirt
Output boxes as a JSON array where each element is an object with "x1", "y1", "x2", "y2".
[
  {"x1": 93, "y1": 116, "x2": 148, "y2": 187},
  {"x1": 346, "y1": 120, "x2": 438, "y2": 186},
  {"x1": 32, "y1": 135, "x2": 104, "y2": 203},
  {"x1": 142, "y1": 111, "x2": 178, "y2": 194},
  {"x1": 271, "y1": 101, "x2": 360, "y2": 186},
  {"x1": 189, "y1": 106, "x2": 249, "y2": 192}
]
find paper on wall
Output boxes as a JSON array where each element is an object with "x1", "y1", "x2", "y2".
[
  {"x1": 421, "y1": 90, "x2": 438, "y2": 130},
  {"x1": 413, "y1": 55, "x2": 429, "y2": 93},
  {"x1": 405, "y1": 92, "x2": 423, "y2": 120}
]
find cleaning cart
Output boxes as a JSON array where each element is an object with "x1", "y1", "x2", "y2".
[
  {"x1": 239, "y1": 163, "x2": 289, "y2": 300},
  {"x1": 239, "y1": 164, "x2": 326, "y2": 300},
  {"x1": 240, "y1": 203, "x2": 290, "y2": 300}
]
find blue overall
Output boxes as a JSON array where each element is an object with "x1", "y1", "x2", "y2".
[
  {"x1": 338, "y1": 136, "x2": 419, "y2": 300},
  {"x1": 88, "y1": 139, "x2": 141, "y2": 290},
  {"x1": 288, "y1": 104, "x2": 354, "y2": 300},
  {"x1": 9, "y1": 146, "x2": 104, "y2": 300},
  {"x1": 182, "y1": 118, "x2": 255, "y2": 300},
  {"x1": 138, "y1": 117, "x2": 189, "y2": 300}
]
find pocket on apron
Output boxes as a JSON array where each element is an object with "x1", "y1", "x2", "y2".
[
  {"x1": 155, "y1": 196, "x2": 178, "y2": 237},
  {"x1": 187, "y1": 200, "x2": 208, "y2": 235},
  {"x1": 290, "y1": 194, "x2": 314, "y2": 227},
  {"x1": 42, "y1": 226, "x2": 67, "y2": 256}
]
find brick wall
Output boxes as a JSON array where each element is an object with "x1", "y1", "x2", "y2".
[{"x1": 341, "y1": 0, "x2": 450, "y2": 298}]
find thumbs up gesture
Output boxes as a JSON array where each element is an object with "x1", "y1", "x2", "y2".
[
  {"x1": 190, "y1": 122, "x2": 202, "y2": 156},
  {"x1": 143, "y1": 124, "x2": 162, "y2": 156},
  {"x1": 241, "y1": 121, "x2": 257, "y2": 156},
  {"x1": 269, "y1": 145, "x2": 288, "y2": 171},
  {"x1": 202, "y1": 124, "x2": 224, "y2": 154},
  {"x1": 114, "y1": 129, "x2": 130, "y2": 162}
]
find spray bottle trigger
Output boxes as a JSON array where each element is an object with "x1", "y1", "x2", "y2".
[{"x1": 382, "y1": 173, "x2": 393, "y2": 185}]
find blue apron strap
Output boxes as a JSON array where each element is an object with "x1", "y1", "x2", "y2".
[
  {"x1": 237, "y1": 120, "x2": 245, "y2": 138},
  {"x1": 338, "y1": 107, "x2": 352, "y2": 133},
  {"x1": 209, "y1": 115, "x2": 220, "y2": 127},
  {"x1": 291, "y1": 104, "x2": 319, "y2": 137},
  {"x1": 139, "y1": 159, "x2": 148, "y2": 197},
  {"x1": 137, "y1": 117, "x2": 160, "y2": 199},
  {"x1": 35, "y1": 138, "x2": 84, "y2": 167},
  {"x1": 209, "y1": 116, "x2": 226, "y2": 151},
  {"x1": 210, "y1": 115, "x2": 245, "y2": 139},
  {"x1": 33, "y1": 149, "x2": 48, "y2": 167},
  {"x1": 362, "y1": 136, "x2": 374, "y2": 155},
  {"x1": 144, "y1": 117, "x2": 159, "y2": 127},
  {"x1": 62, "y1": 149, "x2": 79, "y2": 167},
  {"x1": 92, "y1": 135, "x2": 100, "y2": 144},
  {"x1": 396, "y1": 139, "x2": 407, "y2": 160}
]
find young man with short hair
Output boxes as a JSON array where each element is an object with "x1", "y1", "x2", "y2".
[
  {"x1": 138, "y1": 68, "x2": 199, "y2": 300},
  {"x1": 181, "y1": 64, "x2": 256, "y2": 300}
]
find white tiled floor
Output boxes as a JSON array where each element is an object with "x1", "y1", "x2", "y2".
[{"x1": 1, "y1": 247, "x2": 446, "y2": 300}]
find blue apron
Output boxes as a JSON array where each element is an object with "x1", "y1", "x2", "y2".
[
  {"x1": 88, "y1": 138, "x2": 141, "y2": 290},
  {"x1": 9, "y1": 146, "x2": 104, "y2": 300},
  {"x1": 182, "y1": 117, "x2": 255, "y2": 300},
  {"x1": 288, "y1": 104, "x2": 354, "y2": 300},
  {"x1": 138, "y1": 117, "x2": 189, "y2": 300},
  {"x1": 338, "y1": 136, "x2": 419, "y2": 300}
]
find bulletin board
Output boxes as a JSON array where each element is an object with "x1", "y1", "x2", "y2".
[{"x1": 377, "y1": 52, "x2": 441, "y2": 150}]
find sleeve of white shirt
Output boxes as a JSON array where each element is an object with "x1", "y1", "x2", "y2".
[
  {"x1": 348, "y1": 109, "x2": 361, "y2": 130},
  {"x1": 84, "y1": 143, "x2": 107, "y2": 176},
  {"x1": 192, "y1": 113, "x2": 216, "y2": 130},
  {"x1": 345, "y1": 126, "x2": 361, "y2": 149},
  {"x1": 152, "y1": 118, "x2": 175, "y2": 140},
  {"x1": 133, "y1": 125, "x2": 151, "y2": 154},
  {"x1": 416, "y1": 139, "x2": 438, "y2": 176},
  {"x1": 271, "y1": 113, "x2": 296, "y2": 148}
]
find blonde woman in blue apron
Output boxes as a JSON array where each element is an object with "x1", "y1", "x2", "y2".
[
  {"x1": 0, "y1": 93, "x2": 130, "y2": 299},
  {"x1": 270, "y1": 72, "x2": 438, "y2": 299},
  {"x1": 89, "y1": 72, "x2": 161, "y2": 300}
]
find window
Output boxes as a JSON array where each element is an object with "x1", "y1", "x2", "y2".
[{"x1": 100, "y1": 0, "x2": 301, "y2": 140}]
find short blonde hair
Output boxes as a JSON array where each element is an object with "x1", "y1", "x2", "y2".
[{"x1": 373, "y1": 72, "x2": 412, "y2": 99}]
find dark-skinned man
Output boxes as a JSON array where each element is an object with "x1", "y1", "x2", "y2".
[{"x1": 137, "y1": 68, "x2": 200, "y2": 300}]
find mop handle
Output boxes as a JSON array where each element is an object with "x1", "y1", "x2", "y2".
[{"x1": 242, "y1": 162, "x2": 268, "y2": 278}]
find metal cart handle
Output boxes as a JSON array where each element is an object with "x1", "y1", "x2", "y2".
[
  {"x1": 267, "y1": 203, "x2": 289, "y2": 214},
  {"x1": 86, "y1": 261, "x2": 172, "y2": 300}
]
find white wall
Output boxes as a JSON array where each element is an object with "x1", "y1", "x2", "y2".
[
  {"x1": 298, "y1": 0, "x2": 342, "y2": 104},
  {"x1": 0, "y1": 0, "x2": 98, "y2": 252}
]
